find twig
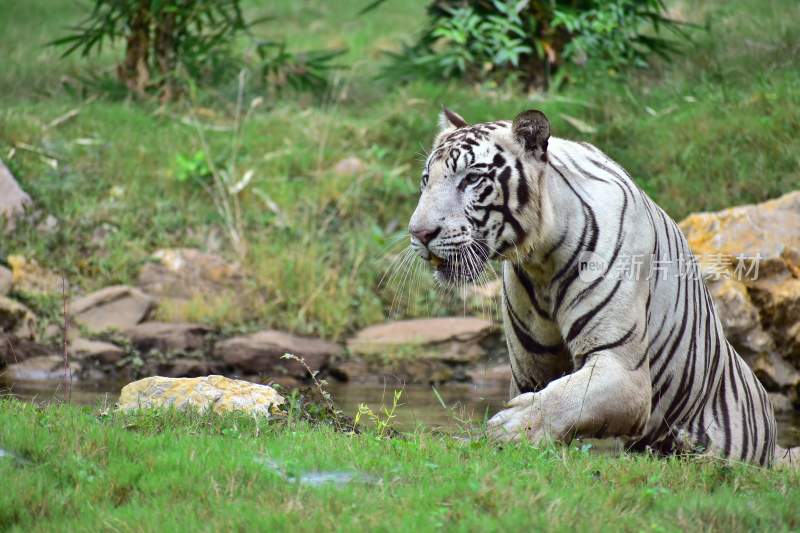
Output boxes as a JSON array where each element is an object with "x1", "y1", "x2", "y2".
[
  {"x1": 42, "y1": 95, "x2": 97, "y2": 131},
  {"x1": 61, "y1": 273, "x2": 71, "y2": 403},
  {"x1": 281, "y1": 353, "x2": 343, "y2": 429},
  {"x1": 178, "y1": 115, "x2": 234, "y2": 132},
  {"x1": 13, "y1": 142, "x2": 60, "y2": 160},
  {"x1": 44, "y1": 109, "x2": 80, "y2": 131}
]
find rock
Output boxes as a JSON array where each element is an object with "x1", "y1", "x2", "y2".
[
  {"x1": 467, "y1": 364, "x2": 512, "y2": 387},
  {"x1": 7, "y1": 255, "x2": 62, "y2": 295},
  {"x1": 90, "y1": 223, "x2": 117, "y2": 247},
  {"x1": 0, "y1": 296, "x2": 37, "y2": 339},
  {"x1": 679, "y1": 191, "x2": 800, "y2": 273},
  {"x1": 216, "y1": 330, "x2": 341, "y2": 378},
  {"x1": 43, "y1": 323, "x2": 63, "y2": 341},
  {"x1": 679, "y1": 191, "x2": 800, "y2": 404},
  {"x1": 466, "y1": 279, "x2": 502, "y2": 303},
  {"x1": 69, "y1": 337, "x2": 125, "y2": 364},
  {"x1": 0, "y1": 336, "x2": 51, "y2": 367},
  {"x1": 36, "y1": 214, "x2": 59, "y2": 234},
  {"x1": 770, "y1": 393, "x2": 794, "y2": 414},
  {"x1": 749, "y1": 276, "x2": 800, "y2": 357},
  {"x1": 704, "y1": 277, "x2": 773, "y2": 356},
  {"x1": 137, "y1": 248, "x2": 244, "y2": 301},
  {"x1": 124, "y1": 321, "x2": 211, "y2": 353},
  {"x1": 347, "y1": 317, "x2": 498, "y2": 364},
  {"x1": 751, "y1": 351, "x2": 800, "y2": 391},
  {"x1": 0, "y1": 159, "x2": 32, "y2": 232},
  {"x1": 0, "y1": 266, "x2": 11, "y2": 295},
  {"x1": 334, "y1": 318, "x2": 500, "y2": 385},
  {"x1": 69, "y1": 285, "x2": 155, "y2": 333},
  {"x1": 4, "y1": 355, "x2": 79, "y2": 381},
  {"x1": 330, "y1": 356, "x2": 455, "y2": 385},
  {"x1": 333, "y1": 156, "x2": 366, "y2": 176},
  {"x1": 155, "y1": 358, "x2": 223, "y2": 378},
  {"x1": 117, "y1": 375, "x2": 284, "y2": 417},
  {"x1": 327, "y1": 359, "x2": 371, "y2": 382}
]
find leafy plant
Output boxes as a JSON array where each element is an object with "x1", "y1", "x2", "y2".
[
  {"x1": 423, "y1": 1, "x2": 531, "y2": 77},
  {"x1": 256, "y1": 41, "x2": 346, "y2": 94},
  {"x1": 353, "y1": 390, "x2": 403, "y2": 439},
  {"x1": 383, "y1": 0, "x2": 691, "y2": 87},
  {"x1": 280, "y1": 353, "x2": 348, "y2": 431},
  {"x1": 51, "y1": 0, "x2": 344, "y2": 100},
  {"x1": 51, "y1": 0, "x2": 252, "y2": 101},
  {"x1": 552, "y1": 0, "x2": 686, "y2": 80},
  {"x1": 174, "y1": 150, "x2": 212, "y2": 184}
]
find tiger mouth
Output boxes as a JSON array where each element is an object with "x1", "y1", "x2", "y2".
[{"x1": 429, "y1": 253, "x2": 486, "y2": 284}]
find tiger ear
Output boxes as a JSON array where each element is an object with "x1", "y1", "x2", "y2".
[
  {"x1": 439, "y1": 106, "x2": 468, "y2": 131},
  {"x1": 512, "y1": 109, "x2": 550, "y2": 162}
]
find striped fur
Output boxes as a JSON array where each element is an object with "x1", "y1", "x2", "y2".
[{"x1": 409, "y1": 109, "x2": 796, "y2": 466}]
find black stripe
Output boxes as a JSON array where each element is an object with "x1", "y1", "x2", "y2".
[
  {"x1": 514, "y1": 159, "x2": 530, "y2": 211},
  {"x1": 503, "y1": 283, "x2": 563, "y2": 355},
  {"x1": 586, "y1": 156, "x2": 637, "y2": 199},
  {"x1": 566, "y1": 279, "x2": 623, "y2": 343},
  {"x1": 552, "y1": 153, "x2": 608, "y2": 183},
  {"x1": 512, "y1": 264, "x2": 550, "y2": 319},
  {"x1": 575, "y1": 322, "x2": 637, "y2": 360},
  {"x1": 542, "y1": 230, "x2": 567, "y2": 262}
]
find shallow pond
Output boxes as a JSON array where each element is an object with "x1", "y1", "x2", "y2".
[{"x1": 3, "y1": 378, "x2": 800, "y2": 447}]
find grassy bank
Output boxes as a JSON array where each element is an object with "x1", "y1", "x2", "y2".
[
  {"x1": 0, "y1": 0, "x2": 798, "y2": 338},
  {"x1": 1, "y1": 399, "x2": 799, "y2": 531}
]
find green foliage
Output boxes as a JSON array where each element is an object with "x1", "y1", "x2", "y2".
[
  {"x1": 420, "y1": 0, "x2": 531, "y2": 77},
  {"x1": 51, "y1": 0, "x2": 251, "y2": 98},
  {"x1": 354, "y1": 390, "x2": 403, "y2": 438},
  {"x1": 50, "y1": 0, "x2": 343, "y2": 100},
  {"x1": 51, "y1": 0, "x2": 248, "y2": 61},
  {"x1": 552, "y1": 0, "x2": 687, "y2": 80},
  {"x1": 174, "y1": 150, "x2": 212, "y2": 184},
  {"x1": 386, "y1": 0, "x2": 688, "y2": 85},
  {"x1": 256, "y1": 41, "x2": 346, "y2": 94}
]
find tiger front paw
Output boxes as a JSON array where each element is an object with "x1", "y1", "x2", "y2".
[{"x1": 486, "y1": 392, "x2": 550, "y2": 443}]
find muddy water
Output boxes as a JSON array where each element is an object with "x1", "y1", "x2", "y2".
[{"x1": 3, "y1": 378, "x2": 800, "y2": 447}]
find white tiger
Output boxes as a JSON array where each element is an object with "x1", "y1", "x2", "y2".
[{"x1": 408, "y1": 107, "x2": 798, "y2": 466}]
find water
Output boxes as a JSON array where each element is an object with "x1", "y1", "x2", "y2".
[
  {"x1": 0, "y1": 377, "x2": 509, "y2": 430},
  {"x1": 1, "y1": 379, "x2": 123, "y2": 410},
  {"x1": 327, "y1": 381, "x2": 509, "y2": 430},
  {"x1": 255, "y1": 456, "x2": 381, "y2": 487},
  {"x1": 3, "y1": 378, "x2": 799, "y2": 446}
]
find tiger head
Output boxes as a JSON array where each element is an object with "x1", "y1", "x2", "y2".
[{"x1": 409, "y1": 108, "x2": 550, "y2": 284}]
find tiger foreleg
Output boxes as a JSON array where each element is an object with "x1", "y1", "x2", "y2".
[{"x1": 487, "y1": 353, "x2": 651, "y2": 444}]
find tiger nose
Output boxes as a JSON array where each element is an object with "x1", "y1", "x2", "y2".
[{"x1": 410, "y1": 226, "x2": 441, "y2": 246}]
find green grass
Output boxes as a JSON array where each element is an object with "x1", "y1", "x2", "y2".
[
  {"x1": 1, "y1": 399, "x2": 799, "y2": 531},
  {"x1": 0, "y1": 0, "x2": 798, "y2": 338}
]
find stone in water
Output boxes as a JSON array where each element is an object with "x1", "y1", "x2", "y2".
[{"x1": 117, "y1": 375, "x2": 285, "y2": 417}]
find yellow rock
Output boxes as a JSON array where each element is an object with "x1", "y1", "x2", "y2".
[
  {"x1": 704, "y1": 277, "x2": 772, "y2": 354},
  {"x1": 678, "y1": 191, "x2": 800, "y2": 275},
  {"x1": 0, "y1": 295, "x2": 37, "y2": 339},
  {"x1": 117, "y1": 375, "x2": 285, "y2": 417},
  {"x1": 679, "y1": 191, "x2": 800, "y2": 389},
  {"x1": 7, "y1": 255, "x2": 62, "y2": 295}
]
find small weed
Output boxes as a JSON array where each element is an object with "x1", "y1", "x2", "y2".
[
  {"x1": 280, "y1": 352, "x2": 350, "y2": 431},
  {"x1": 354, "y1": 389, "x2": 403, "y2": 439}
]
